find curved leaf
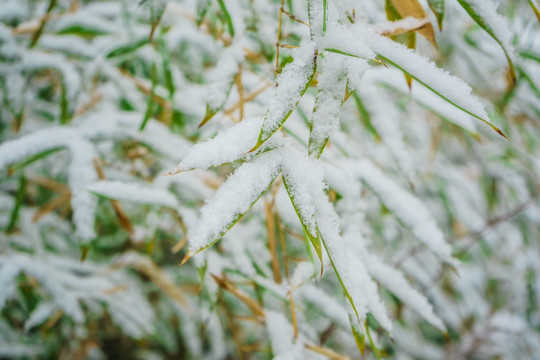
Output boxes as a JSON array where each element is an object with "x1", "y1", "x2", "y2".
[
  {"x1": 457, "y1": 0, "x2": 516, "y2": 84},
  {"x1": 354, "y1": 160, "x2": 457, "y2": 266},
  {"x1": 361, "y1": 27, "x2": 507, "y2": 138}
]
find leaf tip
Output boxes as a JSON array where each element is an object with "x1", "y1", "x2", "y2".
[
  {"x1": 163, "y1": 167, "x2": 182, "y2": 176},
  {"x1": 179, "y1": 249, "x2": 193, "y2": 266}
]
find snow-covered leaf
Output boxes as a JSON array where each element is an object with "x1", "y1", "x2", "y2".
[
  {"x1": 253, "y1": 41, "x2": 317, "y2": 150},
  {"x1": 457, "y1": 0, "x2": 516, "y2": 84},
  {"x1": 308, "y1": 53, "x2": 347, "y2": 158},
  {"x1": 188, "y1": 151, "x2": 282, "y2": 253}
]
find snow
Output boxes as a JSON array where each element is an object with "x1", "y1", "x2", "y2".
[
  {"x1": 177, "y1": 117, "x2": 263, "y2": 171},
  {"x1": 188, "y1": 150, "x2": 282, "y2": 253},
  {"x1": 371, "y1": 16, "x2": 429, "y2": 36},
  {"x1": 68, "y1": 139, "x2": 98, "y2": 243},
  {"x1": 0, "y1": 130, "x2": 97, "y2": 243},
  {"x1": 282, "y1": 144, "x2": 325, "y2": 239},
  {"x1": 259, "y1": 40, "x2": 317, "y2": 142},
  {"x1": 265, "y1": 311, "x2": 295, "y2": 355},
  {"x1": 24, "y1": 302, "x2": 57, "y2": 332},
  {"x1": 366, "y1": 68, "x2": 477, "y2": 133},
  {"x1": 298, "y1": 285, "x2": 350, "y2": 329},
  {"x1": 53, "y1": 11, "x2": 120, "y2": 34},
  {"x1": 319, "y1": 24, "x2": 375, "y2": 60},
  {"x1": 354, "y1": 160, "x2": 457, "y2": 266},
  {"x1": 86, "y1": 180, "x2": 180, "y2": 209},
  {"x1": 359, "y1": 24, "x2": 491, "y2": 123},
  {"x1": 461, "y1": 0, "x2": 514, "y2": 55},
  {"x1": 290, "y1": 261, "x2": 316, "y2": 288},
  {"x1": 363, "y1": 253, "x2": 446, "y2": 331},
  {"x1": 309, "y1": 53, "x2": 346, "y2": 157},
  {"x1": 206, "y1": 40, "x2": 245, "y2": 111}
]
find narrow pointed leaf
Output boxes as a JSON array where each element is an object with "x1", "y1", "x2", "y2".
[
  {"x1": 361, "y1": 27, "x2": 507, "y2": 138},
  {"x1": 252, "y1": 41, "x2": 317, "y2": 150},
  {"x1": 202, "y1": 42, "x2": 244, "y2": 126},
  {"x1": 363, "y1": 253, "x2": 446, "y2": 331},
  {"x1": 188, "y1": 151, "x2": 282, "y2": 253},
  {"x1": 427, "y1": 0, "x2": 445, "y2": 30},
  {"x1": 282, "y1": 178, "x2": 324, "y2": 268},
  {"x1": 281, "y1": 144, "x2": 328, "y2": 267},
  {"x1": 178, "y1": 117, "x2": 263, "y2": 171},
  {"x1": 354, "y1": 160, "x2": 457, "y2": 266},
  {"x1": 309, "y1": 53, "x2": 347, "y2": 158},
  {"x1": 457, "y1": 0, "x2": 516, "y2": 84},
  {"x1": 217, "y1": 0, "x2": 235, "y2": 37},
  {"x1": 86, "y1": 181, "x2": 180, "y2": 209}
]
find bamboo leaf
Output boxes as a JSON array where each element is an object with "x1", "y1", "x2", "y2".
[
  {"x1": 457, "y1": 0, "x2": 516, "y2": 84},
  {"x1": 363, "y1": 29, "x2": 507, "y2": 138},
  {"x1": 140, "y1": 62, "x2": 158, "y2": 131},
  {"x1": 6, "y1": 175, "x2": 26, "y2": 233},
  {"x1": 86, "y1": 181, "x2": 180, "y2": 209},
  {"x1": 187, "y1": 151, "x2": 282, "y2": 254},
  {"x1": 59, "y1": 82, "x2": 70, "y2": 125},
  {"x1": 174, "y1": 117, "x2": 263, "y2": 172},
  {"x1": 106, "y1": 39, "x2": 147, "y2": 59},
  {"x1": 7, "y1": 148, "x2": 62, "y2": 175},
  {"x1": 217, "y1": 0, "x2": 235, "y2": 37},
  {"x1": 308, "y1": 0, "x2": 326, "y2": 40},
  {"x1": 308, "y1": 53, "x2": 347, "y2": 158},
  {"x1": 200, "y1": 43, "x2": 244, "y2": 127},
  {"x1": 427, "y1": 0, "x2": 445, "y2": 30},
  {"x1": 282, "y1": 177, "x2": 323, "y2": 268},
  {"x1": 252, "y1": 41, "x2": 317, "y2": 151},
  {"x1": 529, "y1": 0, "x2": 540, "y2": 21},
  {"x1": 281, "y1": 144, "x2": 328, "y2": 269},
  {"x1": 354, "y1": 160, "x2": 457, "y2": 266}
]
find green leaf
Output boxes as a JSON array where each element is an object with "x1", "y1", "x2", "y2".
[
  {"x1": 320, "y1": 236, "x2": 361, "y2": 322},
  {"x1": 352, "y1": 92, "x2": 381, "y2": 141},
  {"x1": 56, "y1": 25, "x2": 107, "y2": 37},
  {"x1": 106, "y1": 39, "x2": 148, "y2": 59},
  {"x1": 140, "y1": 61, "x2": 158, "y2": 131},
  {"x1": 282, "y1": 176, "x2": 323, "y2": 268},
  {"x1": 308, "y1": 54, "x2": 347, "y2": 158},
  {"x1": 377, "y1": 54, "x2": 507, "y2": 139},
  {"x1": 427, "y1": 0, "x2": 445, "y2": 30},
  {"x1": 252, "y1": 43, "x2": 317, "y2": 151},
  {"x1": 196, "y1": 0, "x2": 211, "y2": 25},
  {"x1": 323, "y1": 0, "x2": 328, "y2": 33},
  {"x1": 189, "y1": 152, "x2": 282, "y2": 254},
  {"x1": 217, "y1": 0, "x2": 235, "y2": 37},
  {"x1": 457, "y1": 0, "x2": 516, "y2": 85},
  {"x1": 7, "y1": 148, "x2": 62, "y2": 175},
  {"x1": 6, "y1": 175, "x2": 25, "y2": 233},
  {"x1": 365, "y1": 318, "x2": 382, "y2": 360},
  {"x1": 350, "y1": 318, "x2": 366, "y2": 357},
  {"x1": 59, "y1": 82, "x2": 69, "y2": 125},
  {"x1": 528, "y1": 0, "x2": 540, "y2": 21}
]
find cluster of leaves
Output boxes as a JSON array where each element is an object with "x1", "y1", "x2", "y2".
[{"x1": 0, "y1": 0, "x2": 539, "y2": 359}]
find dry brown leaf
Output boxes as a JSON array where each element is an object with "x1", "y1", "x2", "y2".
[
  {"x1": 32, "y1": 192, "x2": 71, "y2": 223},
  {"x1": 264, "y1": 199, "x2": 282, "y2": 283},
  {"x1": 389, "y1": 0, "x2": 437, "y2": 47},
  {"x1": 119, "y1": 254, "x2": 188, "y2": 308},
  {"x1": 211, "y1": 274, "x2": 265, "y2": 318},
  {"x1": 93, "y1": 159, "x2": 134, "y2": 235},
  {"x1": 304, "y1": 343, "x2": 351, "y2": 360}
]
